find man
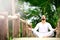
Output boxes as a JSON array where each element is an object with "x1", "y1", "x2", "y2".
[{"x1": 28, "y1": 15, "x2": 56, "y2": 37}]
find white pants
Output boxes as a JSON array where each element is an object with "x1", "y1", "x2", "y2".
[{"x1": 32, "y1": 30, "x2": 54, "y2": 37}]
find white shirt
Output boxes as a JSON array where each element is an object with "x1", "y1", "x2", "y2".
[{"x1": 32, "y1": 22, "x2": 54, "y2": 33}]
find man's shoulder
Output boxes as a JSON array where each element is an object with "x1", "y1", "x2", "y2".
[
  {"x1": 37, "y1": 22, "x2": 48, "y2": 24},
  {"x1": 37, "y1": 22, "x2": 41, "y2": 25},
  {"x1": 46, "y1": 22, "x2": 50, "y2": 25}
]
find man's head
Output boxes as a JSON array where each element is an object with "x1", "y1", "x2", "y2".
[{"x1": 41, "y1": 15, "x2": 46, "y2": 21}]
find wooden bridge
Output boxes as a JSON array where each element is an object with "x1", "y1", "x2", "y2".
[{"x1": 0, "y1": 12, "x2": 60, "y2": 40}]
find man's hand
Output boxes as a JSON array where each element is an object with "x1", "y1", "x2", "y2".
[
  {"x1": 28, "y1": 28, "x2": 32, "y2": 31},
  {"x1": 54, "y1": 27, "x2": 57, "y2": 32}
]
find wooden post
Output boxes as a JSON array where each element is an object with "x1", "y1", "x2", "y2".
[
  {"x1": 11, "y1": 0, "x2": 15, "y2": 15},
  {"x1": 26, "y1": 23, "x2": 35, "y2": 37},
  {"x1": 13, "y1": 14, "x2": 20, "y2": 38},
  {"x1": 22, "y1": 21, "x2": 26, "y2": 37},
  {"x1": 11, "y1": 0, "x2": 20, "y2": 38},
  {"x1": 56, "y1": 20, "x2": 60, "y2": 38},
  {"x1": 8, "y1": 14, "x2": 20, "y2": 39},
  {"x1": 21, "y1": 19, "x2": 35, "y2": 37},
  {"x1": 0, "y1": 12, "x2": 8, "y2": 40},
  {"x1": 26, "y1": 24, "x2": 32, "y2": 37}
]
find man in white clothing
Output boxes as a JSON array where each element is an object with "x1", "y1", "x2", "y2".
[{"x1": 28, "y1": 15, "x2": 56, "y2": 37}]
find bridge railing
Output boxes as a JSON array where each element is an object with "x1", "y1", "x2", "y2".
[{"x1": 0, "y1": 12, "x2": 60, "y2": 40}]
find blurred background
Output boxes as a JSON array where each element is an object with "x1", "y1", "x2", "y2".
[{"x1": 0, "y1": 0, "x2": 60, "y2": 40}]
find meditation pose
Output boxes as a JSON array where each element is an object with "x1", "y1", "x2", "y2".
[{"x1": 28, "y1": 15, "x2": 56, "y2": 37}]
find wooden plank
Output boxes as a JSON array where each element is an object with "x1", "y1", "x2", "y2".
[{"x1": 13, "y1": 38, "x2": 60, "y2": 40}]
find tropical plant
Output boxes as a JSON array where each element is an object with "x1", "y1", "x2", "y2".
[{"x1": 18, "y1": 0, "x2": 59, "y2": 28}]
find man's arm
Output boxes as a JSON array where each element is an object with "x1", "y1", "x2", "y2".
[
  {"x1": 48, "y1": 23, "x2": 55, "y2": 31},
  {"x1": 28, "y1": 23, "x2": 39, "y2": 31}
]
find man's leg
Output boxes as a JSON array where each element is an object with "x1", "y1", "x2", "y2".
[
  {"x1": 46, "y1": 31, "x2": 54, "y2": 37},
  {"x1": 32, "y1": 30, "x2": 40, "y2": 37}
]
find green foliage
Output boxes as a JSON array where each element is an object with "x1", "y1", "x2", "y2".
[
  {"x1": 57, "y1": 7, "x2": 60, "y2": 18},
  {"x1": 18, "y1": 0, "x2": 59, "y2": 28},
  {"x1": 24, "y1": 8, "x2": 41, "y2": 28}
]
